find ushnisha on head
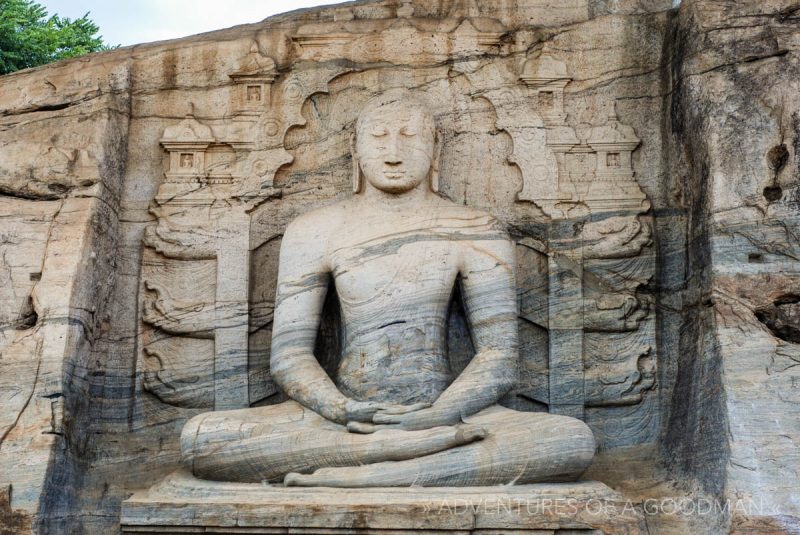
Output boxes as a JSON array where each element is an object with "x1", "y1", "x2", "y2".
[{"x1": 351, "y1": 89, "x2": 441, "y2": 194}]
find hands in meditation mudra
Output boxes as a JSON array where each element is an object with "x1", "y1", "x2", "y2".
[{"x1": 180, "y1": 90, "x2": 595, "y2": 487}]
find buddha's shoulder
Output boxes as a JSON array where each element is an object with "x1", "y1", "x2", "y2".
[
  {"x1": 289, "y1": 199, "x2": 352, "y2": 227},
  {"x1": 434, "y1": 198, "x2": 493, "y2": 217},
  {"x1": 284, "y1": 200, "x2": 352, "y2": 239},
  {"x1": 433, "y1": 199, "x2": 508, "y2": 236}
]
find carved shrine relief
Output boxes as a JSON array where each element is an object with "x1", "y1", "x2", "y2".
[
  {"x1": 160, "y1": 114, "x2": 214, "y2": 183},
  {"x1": 515, "y1": 53, "x2": 650, "y2": 219},
  {"x1": 493, "y1": 52, "x2": 658, "y2": 419},
  {"x1": 138, "y1": 59, "x2": 354, "y2": 412},
  {"x1": 536, "y1": 106, "x2": 648, "y2": 217},
  {"x1": 228, "y1": 42, "x2": 277, "y2": 116},
  {"x1": 519, "y1": 54, "x2": 570, "y2": 125},
  {"x1": 585, "y1": 115, "x2": 648, "y2": 212},
  {"x1": 292, "y1": 16, "x2": 506, "y2": 64}
]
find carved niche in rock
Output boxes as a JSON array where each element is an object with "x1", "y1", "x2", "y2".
[{"x1": 176, "y1": 90, "x2": 597, "y2": 488}]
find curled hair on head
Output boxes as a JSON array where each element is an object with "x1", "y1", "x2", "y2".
[{"x1": 351, "y1": 89, "x2": 441, "y2": 194}]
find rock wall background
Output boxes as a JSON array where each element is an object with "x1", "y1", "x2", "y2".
[
  {"x1": 0, "y1": 0, "x2": 797, "y2": 534},
  {"x1": 661, "y1": 2, "x2": 800, "y2": 533}
]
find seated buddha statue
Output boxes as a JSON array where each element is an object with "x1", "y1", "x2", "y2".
[{"x1": 180, "y1": 89, "x2": 595, "y2": 487}]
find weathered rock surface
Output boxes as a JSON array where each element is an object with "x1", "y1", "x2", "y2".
[{"x1": 0, "y1": 0, "x2": 797, "y2": 533}]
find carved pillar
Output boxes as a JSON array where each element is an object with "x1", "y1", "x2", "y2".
[
  {"x1": 548, "y1": 222, "x2": 585, "y2": 419},
  {"x1": 213, "y1": 209, "x2": 250, "y2": 410}
]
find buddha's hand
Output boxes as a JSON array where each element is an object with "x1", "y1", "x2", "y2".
[
  {"x1": 343, "y1": 400, "x2": 431, "y2": 424},
  {"x1": 347, "y1": 404, "x2": 461, "y2": 433}
]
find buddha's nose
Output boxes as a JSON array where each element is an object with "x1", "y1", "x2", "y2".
[
  {"x1": 384, "y1": 149, "x2": 402, "y2": 165},
  {"x1": 384, "y1": 137, "x2": 402, "y2": 165}
]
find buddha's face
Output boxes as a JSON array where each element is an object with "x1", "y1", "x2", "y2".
[{"x1": 355, "y1": 103, "x2": 435, "y2": 195}]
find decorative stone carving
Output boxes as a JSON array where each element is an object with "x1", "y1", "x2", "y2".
[
  {"x1": 499, "y1": 54, "x2": 657, "y2": 419},
  {"x1": 138, "y1": 248, "x2": 218, "y2": 408},
  {"x1": 519, "y1": 54, "x2": 571, "y2": 124},
  {"x1": 482, "y1": 86, "x2": 564, "y2": 206},
  {"x1": 142, "y1": 338, "x2": 214, "y2": 409},
  {"x1": 582, "y1": 229, "x2": 657, "y2": 408},
  {"x1": 139, "y1": 210, "x2": 250, "y2": 410},
  {"x1": 141, "y1": 281, "x2": 217, "y2": 339},
  {"x1": 584, "y1": 332, "x2": 656, "y2": 407},
  {"x1": 582, "y1": 216, "x2": 653, "y2": 260},
  {"x1": 143, "y1": 216, "x2": 219, "y2": 260},
  {"x1": 526, "y1": 110, "x2": 649, "y2": 217},
  {"x1": 228, "y1": 42, "x2": 277, "y2": 116},
  {"x1": 138, "y1": 57, "x2": 352, "y2": 415},
  {"x1": 584, "y1": 112, "x2": 648, "y2": 212},
  {"x1": 157, "y1": 112, "x2": 216, "y2": 203},
  {"x1": 292, "y1": 16, "x2": 506, "y2": 64},
  {"x1": 583, "y1": 293, "x2": 649, "y2": 332},
  {"x1": 512, "y1": 54, "x2": 651, "y2": 219}
]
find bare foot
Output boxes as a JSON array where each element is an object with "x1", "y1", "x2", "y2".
[{"x1": 284, "y1": 472, "x2": 312, "y2": 486}]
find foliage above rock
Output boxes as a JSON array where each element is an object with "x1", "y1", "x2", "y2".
[{"x1": 0, "y1": 0, "x2": 113, "y2": 75}]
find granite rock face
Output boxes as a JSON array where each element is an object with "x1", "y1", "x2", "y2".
[{"x1": 0, "y1": 0, "x2": 798, "y2": 533}]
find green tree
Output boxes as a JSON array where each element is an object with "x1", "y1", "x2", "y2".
[{"x1": 0, "y1": 0, "x2": 113, "y2": 74}]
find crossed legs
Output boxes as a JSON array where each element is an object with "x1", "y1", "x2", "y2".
[
  {"x1": 181, "y1": 400, "x2": 486, "y2": 483},
  {"x1": 181, "y1": 401, "x2": 595, "y2": 486}
]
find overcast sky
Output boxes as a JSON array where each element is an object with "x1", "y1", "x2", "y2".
[{"x1": 37, "y1": 0, "x2": 334, "y2": 47}]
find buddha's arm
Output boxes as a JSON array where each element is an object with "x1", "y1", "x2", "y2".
[
  {"x1": 373, "y1": 229, "x2": 518, "y2": 431},
  {"x1": 269, "y1": 218, "x2": 352, "y2": 423},
  {"x1": 433, "y1": 233, "x2": 518, "y2": 416}
]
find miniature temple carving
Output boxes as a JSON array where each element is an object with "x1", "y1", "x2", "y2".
[{"x1": 229, "y1": 42, "x2": 277, "y2": 116}]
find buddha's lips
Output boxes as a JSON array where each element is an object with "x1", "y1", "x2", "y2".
[{"x1": 383, "y1": 171, "x2": 406, "y2": 179}]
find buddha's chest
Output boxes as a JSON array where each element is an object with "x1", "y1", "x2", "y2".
[{"x1": 329, "y1": 236, "x2": 460, "y2": 308}]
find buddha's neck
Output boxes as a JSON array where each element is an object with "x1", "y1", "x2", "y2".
[{"x1": 362, "y1": 184, "x2": 435, "y2": 212}]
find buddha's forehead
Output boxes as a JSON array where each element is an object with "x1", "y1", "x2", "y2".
[{"x1": 356, "y1": 98, "x2": 434, "y2": 132}]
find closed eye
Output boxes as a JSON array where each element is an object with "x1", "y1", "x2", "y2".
[
  {"x1": 371, "y1": 129, "x2": 388, "y2": 137},
  {"x1": 400, "y1": 128, "x2": 417, "y2": 136}
]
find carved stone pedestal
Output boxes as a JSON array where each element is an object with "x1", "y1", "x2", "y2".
[{"x1": 120, "y1": 470, "x2": 645, "y2": 534}]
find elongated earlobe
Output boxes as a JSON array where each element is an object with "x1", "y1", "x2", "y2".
[
  {"x1": 430, "y1": 130, "x2": 442, "y2": 193},
  {"x1": 350, "y1": 132, "x2": 364, "y2": 194}
]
